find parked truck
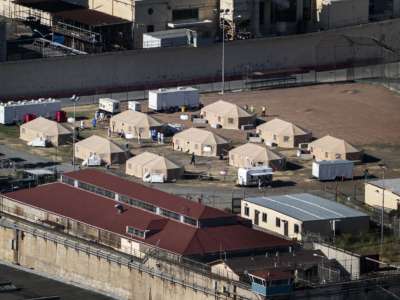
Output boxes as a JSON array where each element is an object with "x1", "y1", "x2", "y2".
[
  {"x1": 148, "y1": 87, "x2": 200, "y2": 112},
  {"x1": 312, "y1": 160, "x2": 354, "y2": 181}
]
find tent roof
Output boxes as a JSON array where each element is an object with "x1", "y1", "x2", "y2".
[
  {"x1": 110, "y1": 111, "x2": 163, "y2": 128},
  {"x1": 257, "y1": 118, "x2": 309, "y2": 136},
  {"x1": 75, "y1": 135, "x2": 125, "y2": 154},
  {"x1": 201, "y1": 100, "x2": 253, "y2": 118},
  {"x1": 21, "y1": 117, "x2": 72, "y2": 136},
  {"x1": 309, "y1": 135, "x2": 359, "y2": 154},
  {"x1": 173, "y1": 128, "x2": 229, "y2": 145},
  {"x1": 229, "y1": 143, "x2": 283, "y2": 162},
  {"x1": 127, "y1": 152, "x2": 182, "y2": 170}
]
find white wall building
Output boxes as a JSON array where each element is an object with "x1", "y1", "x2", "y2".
[
  {"x1": 242, "y1": 193, "x2": 369, "y2": 240},
  {"x1": 365, "y1": 179, "x2": 400, "y2": 211}
]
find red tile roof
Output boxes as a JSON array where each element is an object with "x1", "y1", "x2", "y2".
[
  {"x1": 4, "y1": 182, "x2": 293, "y2": 256},
  {"x1": 63, "y1": 169, "x2": 229, "y2": 220}
]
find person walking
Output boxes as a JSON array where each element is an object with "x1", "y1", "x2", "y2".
[{"x1": 190, "y1": 152, "x2": 196, "y2": 166}]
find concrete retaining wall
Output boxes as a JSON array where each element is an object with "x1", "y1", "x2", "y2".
[
  {"x1": 1, "y1": 18, "x2": 400, "y2": 99},
  {"x1": 0, "y1": 220, "x2": 257, "y2": 300}
]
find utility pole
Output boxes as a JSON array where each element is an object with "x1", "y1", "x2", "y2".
[
  {"x1": 215, "y1": 9, "x2": 230, "y2": 95},
  {"x1": 71, "y1": 95, "x2": 80, "y2": 170},
  {"x1": 379, "y1": 163, "x2": 387, "y2": 255}
]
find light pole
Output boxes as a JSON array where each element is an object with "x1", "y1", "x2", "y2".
[
  {"x1": 71, "y1": 95, "x2": 80, "y2": 170},
  {"x1": 330, "y1": 219, "x2": 341, "y2": 243},
  {"x1": 216, "y1": 9, "x2": 230, "y2": 95},
  {"x1": 378, "y1": 163, "x2": 387, "y2": 254}
]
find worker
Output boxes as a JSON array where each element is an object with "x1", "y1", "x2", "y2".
[
  {"x1": 261, "y1": 106, "x2": 266, "y2": 117},
  {"x1": 157, "y1": 132, "x2": 161, "y2": 144},
  {"x1": 190, "y1": 152, "x2": 196, "y2": 166},
  {"x1": 107, "y1": 127, "x2": 111, "y2": 137}
]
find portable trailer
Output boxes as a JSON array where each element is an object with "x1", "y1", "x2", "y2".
[
  {"x1": 312, "y1": 160, "x2": 354, "y2": 181},
  {"x1": 148, "y1": 87, "x2": 200, "y2": 112}
]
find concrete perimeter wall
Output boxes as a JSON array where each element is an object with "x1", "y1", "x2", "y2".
[
  {"x1": 1, "y1": 18, "x2": 400, "y2": 99},
  {"x1": 0, "y1": 220, "x2": 257, "y2": 300}
]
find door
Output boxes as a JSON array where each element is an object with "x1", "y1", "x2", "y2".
[
  {"x1": 284, "y1": 221, "x2": 288, "y2": 237},
  {"x1": 254, "y1": 210, "x2": 260, "y2": 226}
]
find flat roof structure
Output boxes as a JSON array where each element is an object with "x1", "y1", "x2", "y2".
[
  {"x1": 367, "y1": 178, "x2": 400, "y2": 196},
  {"x1": 3, "y1": 171, "x2": 294, "y2": 257},
  {"x1": 245, "y1": 193, "x2": 368, "y2": 222}
]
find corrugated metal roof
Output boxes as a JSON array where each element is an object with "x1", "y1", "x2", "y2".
[
  {"x1": 245, "y1": 193, "x2": 368, "y2": 222},
  {"x1": 368, "y1": 178, "x2": 400, "y2": 196}
]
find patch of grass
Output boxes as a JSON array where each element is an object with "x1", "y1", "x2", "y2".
[{"x1": 0, "y1": 125, "x2": 19, "y2": 139}]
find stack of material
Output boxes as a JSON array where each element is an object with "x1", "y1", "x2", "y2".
[
  {"x1": 229, "y1": 143, "x2": 285, "y2": 170},
  {"x1": 74, "y1": 135, "x2": 127, "y2": 165},
  {"x1": 172, "y1": 128, "x2": 230, "y2": 157},
  {"x1": 20, "y1": 117, "x2": 72, "y2": 146},
  {"x1": 126, "y1": 152, "x2": 183, "y2": 181}
]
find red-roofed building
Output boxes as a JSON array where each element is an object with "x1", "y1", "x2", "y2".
[{"x1": 1, "y1": 169, "x2": 294, "y2": 261}]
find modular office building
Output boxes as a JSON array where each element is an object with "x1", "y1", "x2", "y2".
[{"x1": 242, "y1": 193, "x2": 369, "y2": 240}]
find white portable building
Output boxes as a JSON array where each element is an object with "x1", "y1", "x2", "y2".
[
  {"x1": 143, "y1": 29, "x2": 197, "y2": 48},
  {"x1": 98, "y1": 98, "x2": 121, "y2": 115},
  {"x1": 0, "y1": 99, "x2": 61, "y2": 124},
  {"x1": 312, "y1": 160, "x2": 354, "y2": 181},
  {"x1": 237, "y1": 166, "x2": 273, "y2": 187},
  {"x1": 148, "y1": 87, "x2": 200, "y2": 111}
]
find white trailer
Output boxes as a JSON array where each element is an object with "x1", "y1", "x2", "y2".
[
  {"x1": 98, "y1": 98, "x2": 121, "y2": 115},
  {"x1": 0, "y1": 99, "x2": 61, "y2": 125},
  {"x1": 128, "y1": 101, "x2": 141, "y2": 112},
  {"x1": 148, "y1": 87, "x2": 200, "y2": 111},
  {"x1": 238, "y1": 166, "x2": 273, "y2": 187},
  {"x1": 312, "y1": 160, "x2": 354, "y2": 181}
]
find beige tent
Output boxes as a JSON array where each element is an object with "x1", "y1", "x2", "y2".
[
  {"x1": 74, "y1": 135, "x2": 127, "y2": 165},
  {"x1": 126, "y1": 152, "x2": 183, "y2": 181},
  {"x1": 228, "y1": 143, "x2": 286, "y2": 170},
  {"x1": 200, "y1": 100, "x2": 256, "y2": 129},
  {"x1": 110, "y1": 110, "x2": 163, "y2": 139},
  {"x1": 256, "y1": 118, "x2": 312, "y2": 148},
  {"x1": 172, "y1": 128, "x2": 230, "y2": 157},
  {"x1": 308, "y1": 135, "x2": 362, "y2": 161},
  {"x1": 20, "y1": 117, "x2": 72, "y2": 146}
]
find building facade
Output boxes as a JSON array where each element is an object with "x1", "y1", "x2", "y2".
[
  {"x1": 365, "y1": 179, "x2": 400, "y2": 211},
  {"x1": 242, "y1": 193, "x2": 369, "y2": 240}
]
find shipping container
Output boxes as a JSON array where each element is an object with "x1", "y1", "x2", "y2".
[{"x1": 98, "y1": 98, "x2": 121, "y2": 115}]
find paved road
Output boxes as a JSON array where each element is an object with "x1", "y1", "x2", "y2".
[{"x1": 0, "y1": 262, "x2": 115, "y2": 300}]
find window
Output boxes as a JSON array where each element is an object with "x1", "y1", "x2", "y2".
[
  {"x1": 325, "y1": 152, "x2": 329, "y2": 158},
  {"x1": 160, "y1": 208, "x2": 180, "y2": 220},
  {"x1": 262, "y1": 213, "x2": 267, "y2": 222},
  {"x1": 283, "y1": 136, "x2": 289, "y2": 142},
  {"x1": 335, "y1": 153, "x2": 341, "y2": 159},
  {"x1": 259, "y1": 1, "x2": 265, "y2": 25},
  {"x1": 276, "y1": 217, "x2": 281, "y2": 227},
  {"x1": 273, "y1": 134, "x2": 277, "y2": 140},
  {"x1": 228, "y1": 118, "x2": 234, "y2": 124},
  {"x1": 184, "y1": 216, "x2": 197, "y2": 226},
  {"x1": 294, "y1": 224, "x2": 300, "y2": 234},
  {"x1": 218, "y1": 116, "x2": 221, "y2": 122},
  {"x1": 61, "y1": 176, "x2": 75, "y2": 186},
  {"x1": 147, "y1": 25, "x2": 154, "y2": 32},
  {"x1": 126, "y1": 226, "x2": 145, "y2": 239},
  {"x1": 172, "y1": 8, "x2": 199, "y2": 21},
  {"x1": 244, "y1": 206, "x2": 250, "y2": 216},
  {"x1": 148, "y1": 8, "x2": 154, "y2": 15}
]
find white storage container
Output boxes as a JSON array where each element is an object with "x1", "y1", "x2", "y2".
[
  {"x1": 312, "y1": 160, "x2": 354, "y2": 181},
  {"x1": 0, "y1": 98, "x2": 61, "y2": 124},
  {"x1": 128, "y1": 101, "x2": 141, "y2": 112},
  {"x1": 238, "y1": 166, "x2": 273, "y2": 187},
  {"x1": 148, "y1": 87, "x2": 200, "y2": 111}
]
